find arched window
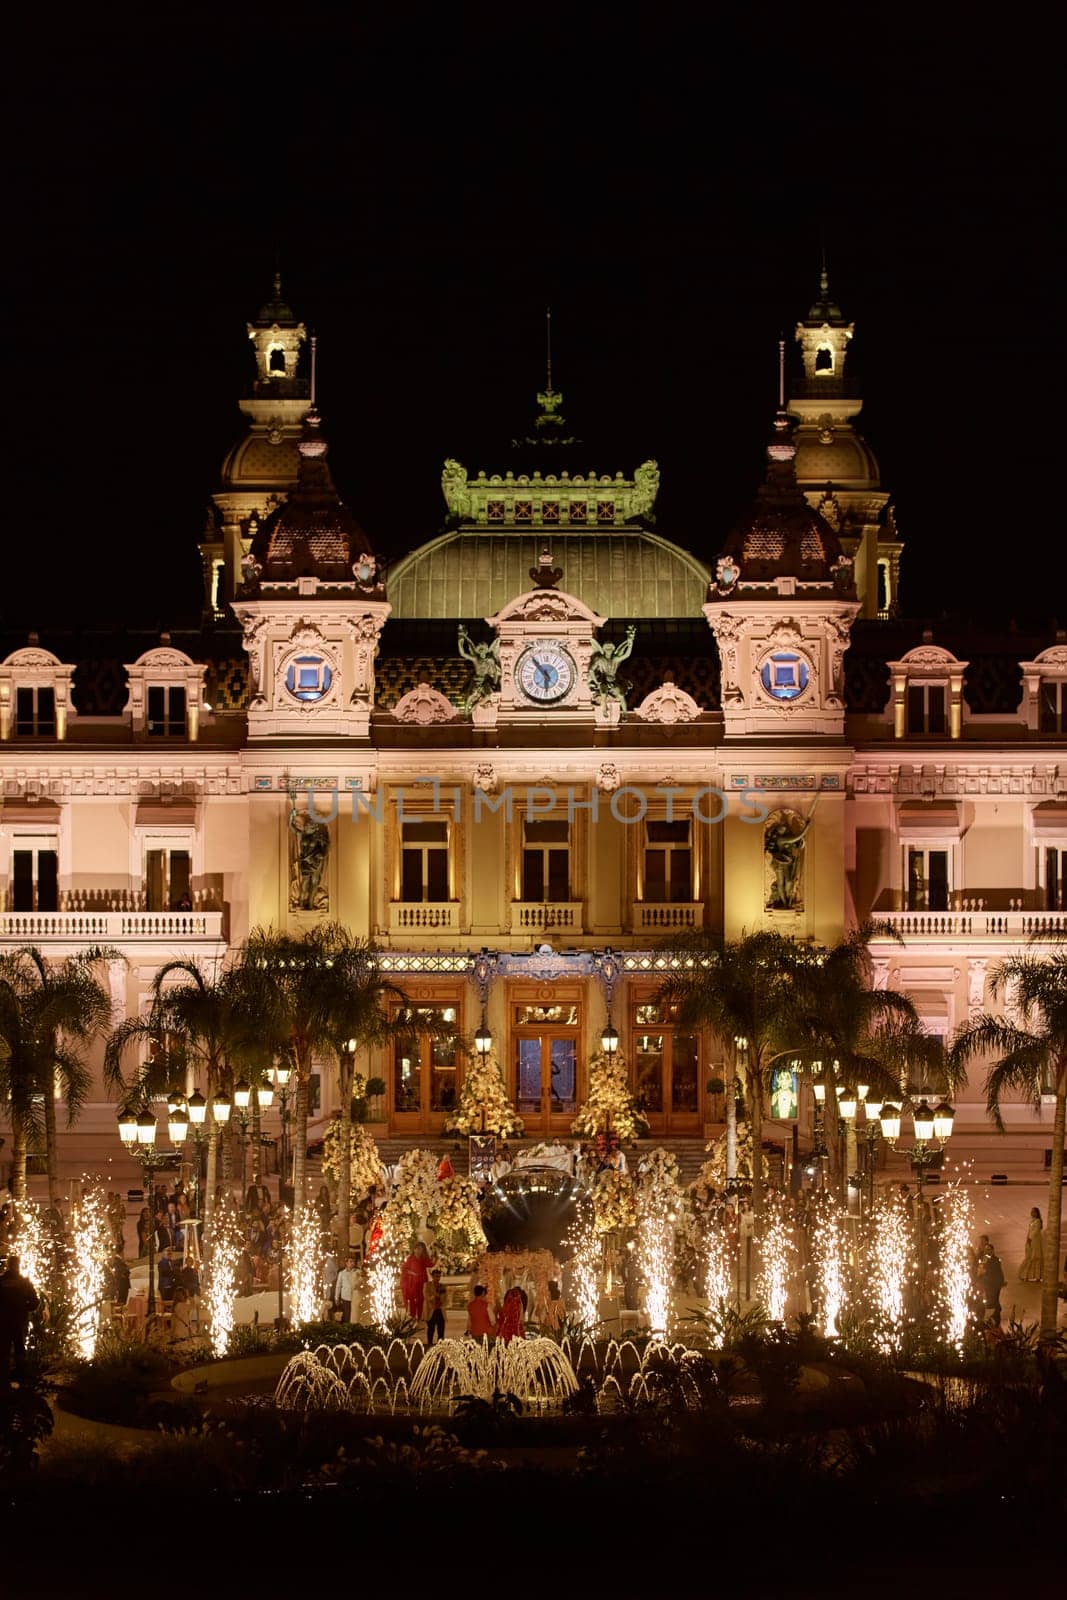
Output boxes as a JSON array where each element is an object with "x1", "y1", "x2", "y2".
[
  {"x1": 269, "y1": 347, "x2": 286, "y2": 373},
  {"x1": 815, "y1": 346, "x2": 833, "y2": 373}
]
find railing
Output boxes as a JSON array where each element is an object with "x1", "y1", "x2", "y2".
[
  {"x1": 510, "y1": 901, "x2": 583, "y2": 933},
  {"x1": 388, "y1": 902, "x2": 460, "y2": 932},
  {"x1": 0, "y1": 910, "x2": 225, "y2": 941},
  {"x1": 632, "y1": 901, "x2": 705, "y2": 932},
  {"x1": 876, "y1": 910, "x2": 1067, "y2": 939}
]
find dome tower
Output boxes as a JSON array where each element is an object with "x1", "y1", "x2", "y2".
[
  {"x1": 787, "y1": 264, "x2": 902, "y2": 619},
  {"x1": 199, "y1": 273, "x2": 312, "y2": 616}
]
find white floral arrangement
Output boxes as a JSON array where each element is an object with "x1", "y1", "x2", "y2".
[
  {"x1": 431, "y1": 1175, "x2": 488, "y2": 1271},
  {"x1": 320, "y1": 1118, "x2": 386, "y2": 1200},
  {"x1": 636, "y1": 1145, "x2": 683, "y2": 1202},
  {"x1": 701, "y1": 1119, "x2": 754, "y2": 1190},
  {"x1": 444, "y1": 1048, "x2": 525, "y2": 1138},
  {"x1": 591, "y1": 1166, "x2": 637, "y2": 1234},
  {"x1": 389, "y1": 1148, "x2": 440, "y2": 1244},
  {"x1": 571, "y1": 1051, "x2": 648, "y2": 1142}
]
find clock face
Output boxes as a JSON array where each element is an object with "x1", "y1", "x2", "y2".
[{"x1": 516, "y1": 642, "x2": 576, "y2": 705}]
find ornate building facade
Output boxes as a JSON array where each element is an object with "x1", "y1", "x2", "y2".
[{"x1": 2, "y1": 274, "x2": 1064, "y2": 1173}]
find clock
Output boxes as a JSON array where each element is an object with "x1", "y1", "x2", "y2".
[{"x1": 515, "y1": 642, "x2": 577, "y2": 705}]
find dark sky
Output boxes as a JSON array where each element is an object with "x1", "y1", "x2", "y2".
[{"x1": 8, "y1": 7, "x2": 1062, "y2": 633}]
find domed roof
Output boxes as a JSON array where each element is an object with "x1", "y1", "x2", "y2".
[
  {"x1": 388, "y1": 529, "x2": 709, "y2": 619},
  {"x1": 793, "y1": 423, "x2": 881, "y2": 489},
  {"x1": 718, "y1": 412, "x2": 847, "y2": 585},
  {"x1": 252, "y1": 271, "x2": 298, "y2": 327},
  {"x1": 250, "y1": 408, "x2": 373, "y2": 582}
]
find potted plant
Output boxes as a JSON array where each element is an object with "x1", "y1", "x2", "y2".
[{"x1": 704, "y1": 1074, "x2": 726, "y2": 1137}]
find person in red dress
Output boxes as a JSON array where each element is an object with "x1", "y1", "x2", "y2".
[
  {"x1": 437, "y1": 1154, "x2": 455, "y2": 1182},
  {"x1": 400, "y1": 1240, "x2": 432, "y2": 1319},
  {"x1": 495, "y1": 1285, "x2": 524, "y2": 1343},
  {"x1": 466, "y1": 1284, "x2": 495, "y2": 1340}
]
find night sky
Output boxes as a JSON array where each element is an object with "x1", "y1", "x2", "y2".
[{"x1": 8, "y1": 8, "x2": 1061, "y2": 633}]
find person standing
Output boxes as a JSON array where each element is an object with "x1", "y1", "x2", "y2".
[
  {"x1": 334, "y1": 1254, "x2": 358, "y2": 1323},
  {"x1": 976, "y1": 1243, "x2": 1006, "y2": 1326},
  {"x1": 1020, "y1": 1208, "x2": 1043, "y2": 1283},
  {"x1": 495, "y1": 1285, "x2": 524, "y2": 1343},
  {"x1": 400, "y1": 1240, "x2": 431, "y2": 1320},
  {"x1": 0, "y1": 1256, "x2": 39, "y2": 1384},
  {"x1": 424, "y1": 1268, "x2": 446, "y2": 1345},
  {"x1": 466, "y1": 1284, "x2": 495, "y2": 1339}
]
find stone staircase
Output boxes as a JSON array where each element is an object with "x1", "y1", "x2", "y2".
[{"x1": 370, "y1": 1134, "x2": 711, "y2": 1184}]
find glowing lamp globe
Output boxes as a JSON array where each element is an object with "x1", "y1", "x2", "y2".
[
  {"x1": 856, "y1": 1082, "x2": 869, "y2": 1102},
  {"x1": 212, "y1": 1093, "x2": 232, "y2": 1124},
  {"x1": 474, "y1": 1022, "x2": 493, "y2": 1058},
  {"x1": 118, "y1": 1107, "x2": 139, "y2": 1146},
  {"x1": 601, "y1": 1023, "x2": 619, "y2": 1056},
  {"x1": 166, "y1": 1086, "x2": 185, "y2": 1115},
  {"x1": 136, "y1": 1108, "x2": 157, "y2": 1146},
  {"x1": 837, "y1": 1088, "x2": 858, "y2": 1122},
  {"x1": 933, "y1": 1100, "x2": 956, "y2": 1142},
  {"x1": 257, "y1": 1080, "x2": 274, "y2": 1109},
  {"x1": 187, "y1": 1090, "x2": 207, "y2": 1125},
  {"x1": 168, "y1": 1110, "x2": 189, "y2": 1145},
  {"x1": 879, "y1": 1103, "x2": 902, "y2": 1143},
  {"x1": 864, "y1": 1097, "x2": 883, "y2": 1124},
  {"x1": 234, "y1": 1079, "x2": 252, "y2": 1111},
  {"x1": 912, "y1": 1099, "x2": 935, "y2": 1143},
  {"x1": 813, "y1": 1080, "x2": 827, "y2": 1105},
  {"x1": 274, "y1": 1063, "x2": 292, "y2": 1089}
]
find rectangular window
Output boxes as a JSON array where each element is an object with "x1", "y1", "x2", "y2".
[
  {"x1": 644, "y1": 819, "x2": 692, "y2": 902},
  {"x1": 907, "y1": 683, "x2": 946, "y2": 735},
  {"x1": 11, "y1": 844, "x2": 59, "y2": 912},
  {"x1": 393, "y1": 1004, "x2": 459, "y2": 1115},
  {"x1": 400, "y1": 820, "x2": 449, "y2": 902},
  {"x1": 145, "y1": 848, "x2": 192, "y2": 911},
  {"x1": 522, "y1": 818, "x2": 569, "y2": 901},
  {"x1": 1039, "y1": 681, "x2": 1065, "y2": 734},
  {"x1": 1046, "y1": 846, "x2": 1067, "y2": 911},
  {"x1": 906, "y1": 847, "x2": 949, "y2": 911},
  {"x1": 14, "y1": 686, "x2": 55, "y2": 737},
  {"x1": 147, "y1": 686, "x2": 186, "y2": 736}
]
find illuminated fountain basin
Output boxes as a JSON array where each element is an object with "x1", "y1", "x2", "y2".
[{"x1": 273, "y1": 1335, "x2": 721, "y2": 1416}]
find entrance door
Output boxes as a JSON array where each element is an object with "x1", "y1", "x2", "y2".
[
  {"x1": 632, "y1": 1000, "x2": 702, "y2": 1135},
  {"x1": 511, "y1": 996, "x2": 582, "y2": 1135},
  {"x1": 390, "y1": 1002, "x2": 462, "y2": 1135}
]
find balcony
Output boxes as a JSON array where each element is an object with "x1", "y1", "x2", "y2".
[
  {"x1": 510, "y1": 901, "x2": 583, "y2": 934},
  {"x1": 876, "y1": 910, "x2": 1067, "y2": 940},
  {"x1": 631, "y1": 901, "x2": 705, "y2": 933},
  {"x1": 387, "y1": 902, "x2": 460, "y2": 934},
  {"x1": 0, "y1": 910, "x2": 225, "y2": 942}
]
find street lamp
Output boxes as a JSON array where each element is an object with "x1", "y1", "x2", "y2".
[
  {"x1": 186, "y1": 1090, "x2": 208, "y2": 1218},
  {"x1": 266, "y1": 1062, "x2": 293, "y2": 1197},
  {"x1": 879, "y1": 1091, "x2": 956, "y2": 1295},
  {"x1": 474, "y1": 1014, "x2": 493, "y2": 1058},
  {"x1": 118, "y1": 1102, "x2": 188, "y2": 1318},
  {"x1": 601, "y1": 1021, "x2": 619, "y2": 1056}
]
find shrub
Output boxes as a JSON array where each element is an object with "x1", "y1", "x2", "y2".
[{"x1": 62, "y1": 1346, "x2": 174, "y2": 1426}]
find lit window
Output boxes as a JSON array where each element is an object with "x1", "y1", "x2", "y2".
[
  {"x1": 522, "y1": 819, "x2": 569, "y2": 901},
  {"x1": 147, "y1": 686, "x2": 187, "y2": 736},
  {"x1": 906, "y1": 847, "x2": 949, "y2": 912},
  {"x1": 15, "y1": 686, "x2": 55, "y2": 737},
  {"x1": 760, "y1": 651, "x2": 809, "y2": 702},
  {"x1": 284, "y1": 655, "x2": 332, "y2": 703},
  {"x1": 644, "y1": 820, "x2": 692, "y2": 903}
]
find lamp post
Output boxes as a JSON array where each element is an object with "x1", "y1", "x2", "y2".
[
  {"x1": 267, "y1": 1063, "x2": 293, "y2": 1201},
  {"x1": 233, "y1": 1078, "x2": 252, "y2": 1193},
  {"x1": 470, "y1": 1016, "x2": 494, "y2": 1169},
  {"x1": 118, "y1": 1100, "x2": 188, "y2": 1319},
  {"x1": 811, "y1": 1068, "x2": 828, "y2": 1192},
  {"x1": 878, "y1": 1094, "x2": 955, "y2": 1301},
  {"x1": 186, "y1": 1090, "x2": 208, "y2": 1219}
]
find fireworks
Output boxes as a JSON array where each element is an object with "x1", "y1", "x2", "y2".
[
  {"x1": 702, "y1": 1221, "x2": 733, "y2": 1344},
  {"x1": 6, "y1": 1201, "x2": 49, "y2": 1294},
  {"x1": 636, "y1": 1190, "x2": 675, "y2": 1339},
  {"x1": 937, "y1": 1185, "x2": 974, "y2": 1353},
  {"x1": 868, "y1": 1201, "x2": 911, "y2": 1353},
  {"x1": 204, "y1": 1199, "x2": 244, "y2": 1356},
  {"x1": 290, "y1": 1205, "x2": 325, "y2": 1327},
  {"x1": 367, "y1": 1212, "x2": 404, "y2": 1330},
  {"x1": 757, "y1": 1206, "x2": 795, "y2": 1323},
  {"x1": 70, "y1": 1181, "x2": 113, "y2": 1360},
  {"x1": 570, "y1": 1218, "x2": 601, "y2": 1332},
  {"x1": 810, "y1": 1202, "x2": 847, "y2": 1338}
]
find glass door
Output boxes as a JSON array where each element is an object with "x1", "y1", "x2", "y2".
[
  {"x1": 632, "y1": 1001, "x2": 702, "y2": 1134},
  {"x1": 390, "y1": 1002, "x2": 462, "y2": 1134},
  {"x1": 511, "y1": 997, "x2": 582, "y2": 1135}
]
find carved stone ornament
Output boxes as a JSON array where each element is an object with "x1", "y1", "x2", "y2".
[
  {"x1": 471, "y1": 693, "x2": 500, "y2": 728},
  {"x1": 392, "y1": 682, "x2": 457, "y2": 726},
  {"x1": 635, "y1": 680, "x2": 701, "y2": 724},
  {"x1": 596, "y1": 762, "x2": 622, "y2": 792},
  {"x1": 473, "y1": 762, "x2": 498, "y2": 794},
  {"x1": 593, "y1": 699, "x2": 622, "y2": 728},
  {"x1": 967, "y1": 958, "x2": 987, "y2": 1020},
  {"x1": 352, "y1": 553, "x2": 378, "y2": 591},
  {"x1": 715, "y1": 555, "x2": 740, "y2": 592}
]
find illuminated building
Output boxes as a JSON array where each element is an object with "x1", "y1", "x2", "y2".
[{"x1": 1, "y1": 270, "x2": 1063, "y2": 1183}]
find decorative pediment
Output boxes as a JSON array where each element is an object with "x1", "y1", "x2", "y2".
[
  {"x1": 895, "y1": 645, "x2": 960, "y2": 669},
  {"x1": 392, "y1": 682, "x2": 458, "y2": 726},
  {"x1": 634, "y1": 679, "x2": 702, "y2": 724},
  {"x1": 488, "y1": 588, "x2": 606, "y2": 629}
]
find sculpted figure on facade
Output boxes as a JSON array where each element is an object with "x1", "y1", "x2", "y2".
[
  {"x1": 288, "y1": 788, "x2": 330, "y2": 911},
  {"x1": 441, "y1": 458, "x2": 472, "y2": 520},
  {"x1": 588, "y1": 625, "x2": 636, "y2": 710},
  {"x1": 457, "y1": 626, "x2": 501, "y2": 715},
  {"x1": 630, "y1": 460, "x2": 660, "y2": 522},
  {"x1": 764, "y1": 800, "x2": 817, "y2": 911}
]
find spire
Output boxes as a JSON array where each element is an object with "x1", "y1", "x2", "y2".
[
  {"x1": 310, "y1": 332, "x2": 318, "y2": 406},
  {"x1": 545, "y1": 305, "x2": 553, "y2": 395}
]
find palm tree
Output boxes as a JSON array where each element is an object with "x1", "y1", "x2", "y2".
[
  {"x1": 104, "y1": 958, "x2": 259, "y2": 1247},
  {"x1": 657, "y1": 930, "x2": 808, "y2": 1216},
  {"x1": 239, "y1": 925, "x2": 393, "y2": 1215},
  {"x1": 0, "y1": 946, "x2": 117, "y2": 1206},
  {"x1": 950, "y1": 952, "x2": 1067, "y2": 1341}
]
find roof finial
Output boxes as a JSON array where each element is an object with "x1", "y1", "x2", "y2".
[
  {"x1": 820, "y1": 228, "x2": 828, "y2": 297},
  {"x1": 778, "y1": 336, "x2": 786, "y2": 408},
  {"x1": 310, "y1": 333, "x2": 317, "y2": 406},
  {"x1": 545, "y1": 305, "x2": 553, "y2": 395}
]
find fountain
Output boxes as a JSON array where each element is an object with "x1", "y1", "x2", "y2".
[{"x1": 409, "y1": 1337, "x2": 579, "y2": 1409}]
